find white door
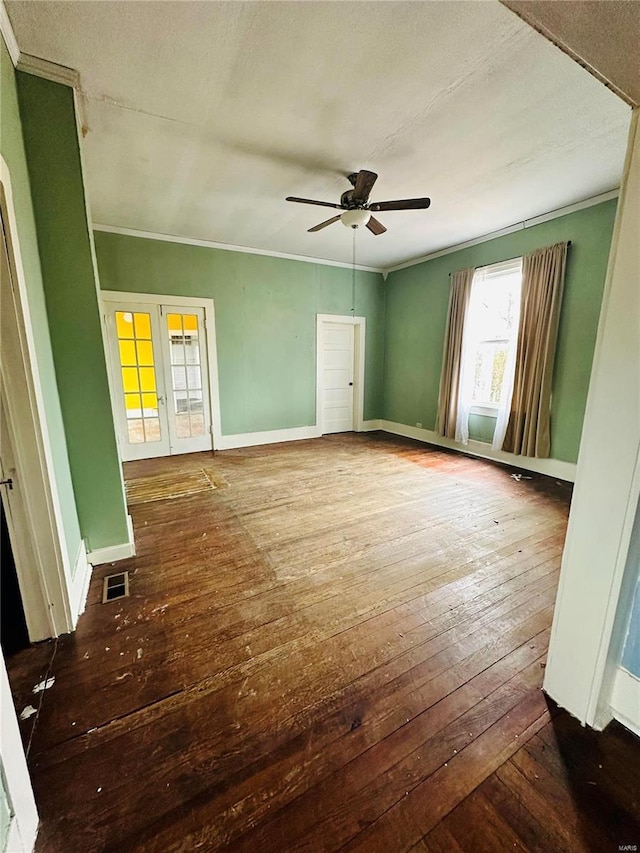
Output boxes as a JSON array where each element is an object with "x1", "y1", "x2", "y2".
[
  {"x1": 159, "y1": 306, "x2": 212, "y2": 455},
  {"x1": 321, "y1": 322, "x2": 355, "y2": 434},
  {"x1": 107, "y1": 302, "x2": 171, "y2": 460},
  {"x1": 105, "y1": 302, "x2": 213, "y2": 461}
]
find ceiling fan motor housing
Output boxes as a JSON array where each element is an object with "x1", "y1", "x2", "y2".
[{"x1": 341, "y1": 189, "x2": 362, "y2": 209}]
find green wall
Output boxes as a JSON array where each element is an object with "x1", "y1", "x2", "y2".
[
  {"x1": 16, "y1": 72, "x2": 128, "y2": 551},
  {"x1": 0, "y1": 43, "x2": 82, "y2": 565},
  {"x1": 383, "y1": 200, "x2": 617, "y2": 463},
  {"x1": 94, "y1": 233, "x2": 386, "y2": 434}
]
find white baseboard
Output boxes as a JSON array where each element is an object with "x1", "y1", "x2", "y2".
[
  {"x1": 379, "y1": 420, "x2": 577, "y2": 482},
  {"x1": 217, "y1": 425, "x2": 321, "y2": 451},
  {"x1": 87, "y1": 514, "x2": 135, "y2": 565},
  {"x1": 69, "y1": 541, "x2": 92, "y2": 626},
  {"x1": 211, "y1": 419, "x2": 576, "y2": 483},
  {"x1": 611, "y1": 666, "x2": 640, "y2": 738}
]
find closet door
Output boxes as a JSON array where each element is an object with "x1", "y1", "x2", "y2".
[{"x1": 107, "y1": 303, "x2": 171, "y2": 461}]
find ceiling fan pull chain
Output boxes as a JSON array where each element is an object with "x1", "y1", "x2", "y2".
[{"x1": 351, "y1": 224, "x2": 357, "y2": 315}]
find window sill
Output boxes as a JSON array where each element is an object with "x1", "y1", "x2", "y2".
[{"x1": 470, "y1": 404, "x2": 499, "y2": 418}]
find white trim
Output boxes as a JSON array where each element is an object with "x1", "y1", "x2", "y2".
[
  {"x1": 93, "y1": 193, "x2": 619, "y2": 279},
  {"x1": 87, "y1": 513, "x2": 135, "y2": 565},
  {"x1": 69, "y1": 542, "x2": 92, "y2": 624},
  {"x1": 15, "y1": 53, "x2": 79, "y2": 88},
  {"x1": 94, "y1": 189, "x2": 618, "y2": 277},
  {"x1": 1, "y1": 156, "x2": 75, "y2": 638},
  {"x1": 93, "y1": 224, "x2": 384, "y2": 274},
  {"x1": 0, "y1": 0, "x2": 19, "y2": 66},
  {"x1": 217, "y1": 425, "x2": 321, "y2": 451},
  {"x1": 524, "y1": 190, "x2": 620, "y2": 227},
  {"x1": 203, "y1": 418, "x2": 576, "y2": 481},
  {"x1": 316, "y1": 313, "x2": 366, "y2": 435},
  {"x1": 385, "y1": 189, "x2": 620, "y2": 275},
  {"x1": 101, "y1": 290, "x2": 223, "y2": 453},
  {"x1": 126, "y1": 512, "x2": 135, "y2": 557},
  {"x1": 379, "y1": 420, "x2": 577, "y2": 482},
  {"x1": 1, "y1": 654, "x2": 38, "y2": 853},
  {"x1": 470, "y1": 404, "x2": 499, "y2": 418},
  {"x1": 543, "y1": 111, "x2": 640, "y2": 729},
  {"x1": 611, "y1": 667, "x2": 640, "y2": 738}
]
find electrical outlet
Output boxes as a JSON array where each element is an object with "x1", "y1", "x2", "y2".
[{"x1": 416, "y1": 422, "x2": 422, "y2": 428}]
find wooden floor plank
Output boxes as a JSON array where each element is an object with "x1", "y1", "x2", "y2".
[{"x1": 4, "y1": 433, "x2": 637, "y2": 853}]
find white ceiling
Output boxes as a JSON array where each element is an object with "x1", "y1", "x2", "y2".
[{"x1": 6, "y1": 0, "x2": 631, "y2": 269}]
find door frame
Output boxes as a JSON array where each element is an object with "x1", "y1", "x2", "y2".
[
  {"x1": 101, "y1": 291, "x2": 223, "y2": 456},
  {"x1": 1, "y1": 156, "x2": 75, "y2": 641},
  {"x1": 543, "y1": 111, "x2": 640, "y2": 730},
  {"x1": 316, "y1": 314, "x2": 366, "y2": 435}
]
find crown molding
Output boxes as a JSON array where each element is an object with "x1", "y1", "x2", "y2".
[
  {"x1": 0, "y1": 0, "x2": 19, "y2": 65},
  {"x1": 1, "y1": 0, "x2": 81, "y2": 88},
  {"x1": 16, "y1": 53, "x2": 80, "y2": 88},
  {"x1": 94, "y1": 186, "x2": 618, "y2": 278},
  {"x1": 385, "y1": 189, "x2": 620, "y2": 275},
  {"x1": 92, "y1": 224, "x2": 385, "y2": 274}
]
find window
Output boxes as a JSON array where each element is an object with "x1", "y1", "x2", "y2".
[{"x1": 465, "y1": 259, "x2": 522, "y2": 413}]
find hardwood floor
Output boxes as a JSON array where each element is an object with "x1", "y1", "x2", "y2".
[{"x1": 6, "y1": 433, "x2": 640, "y2": 851}]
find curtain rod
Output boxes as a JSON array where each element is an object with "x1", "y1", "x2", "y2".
[{"x1": 448, "y1": 241, "x2": 572, "y2": 276}]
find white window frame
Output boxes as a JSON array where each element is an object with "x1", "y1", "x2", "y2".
[
  {"x1": 470, "y1": 403, "x2": 500, "y2": 417},
  {"x1": 465, "y1": 257, "x2": 523, "y2": 420}
]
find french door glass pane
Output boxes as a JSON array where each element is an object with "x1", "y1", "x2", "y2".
[
  {"x1": 166, "y1": 313, "x2": 205, "y2": 438},
  {"x1": 115, "y1": 311, "x2": 162, "y2": 444}
]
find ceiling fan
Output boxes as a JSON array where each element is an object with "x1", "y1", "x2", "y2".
[{"x1": 286, "y1": 170, "x2": 430, "y2": 235}]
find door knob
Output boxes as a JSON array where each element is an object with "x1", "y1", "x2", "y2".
[
  {"x1": 0, "y1": 478, "x2": 13, "y2": 490},
  {"x1": 348, "y1": 382, "x2": 353, "y2": 386}
]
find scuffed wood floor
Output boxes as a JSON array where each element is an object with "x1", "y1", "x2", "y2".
[{"x1": 7, "y1": 433, "x2": 640, "y2": 851}]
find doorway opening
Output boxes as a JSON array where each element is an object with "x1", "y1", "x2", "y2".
[{"x1": 0, "y1": 501, "x2": 29, "y2": 656}]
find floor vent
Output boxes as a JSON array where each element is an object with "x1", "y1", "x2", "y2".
[{"x1": 102, "y1": 571, "x2": 130, "y2": 603}]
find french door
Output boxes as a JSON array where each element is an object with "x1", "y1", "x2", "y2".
[{"x1": 105, "y1": 301, "x2": 213, "y2": 461}]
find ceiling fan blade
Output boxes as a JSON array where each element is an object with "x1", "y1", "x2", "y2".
[
  {"x1": 366, "y1": 216, "x2": 386, "y2": 236},
  {"x1": 353, "y1": 170, "x2": 378, "y2": 204},
  {"x1": 286, "y1": 196, "x2": 342, "y2": 209},
  {"x1": 369, "y1": 197, "x2": 431, "y2": 212},
  {"x1": 308, "y1": 215, "x2": 341, "y2": 233}
]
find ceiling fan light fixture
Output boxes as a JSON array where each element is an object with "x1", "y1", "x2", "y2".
[{"x1": 341, "y1": 209, "x2": 371, "y2": 229}]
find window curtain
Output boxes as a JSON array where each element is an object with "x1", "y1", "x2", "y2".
[
  {"x1": 436, "y1": 268, "x2": 474, "y2": 440},
  {"x1": 455, "y1": 268, "x2": 483, "y2": 444},
  {"x1": 492, "y1": 260, "x2": 523, "y2": 450},
  {"x1": 502, "y1": 242, "x2": 569, "y2": 458}
]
